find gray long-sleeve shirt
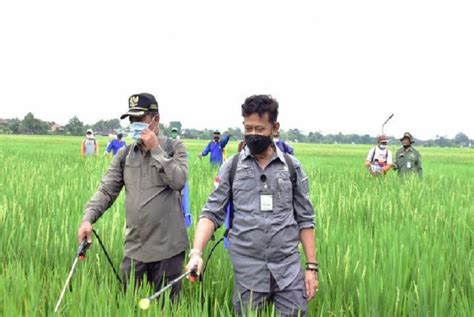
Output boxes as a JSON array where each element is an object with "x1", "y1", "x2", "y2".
[
  {"x1": 201, "y1": 147, "x2": 315, "y2": 292},
  {"x1": 83, "y1": 137, "x2": 189, "y2": 263}
]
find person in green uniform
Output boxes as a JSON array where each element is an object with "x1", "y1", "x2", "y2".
[
  {"x1": 394, "y1": 132, "x2": 423, "y2": 177},
  {"x1": 171, "y1": 127, "x2": 180, "y2": 140}
]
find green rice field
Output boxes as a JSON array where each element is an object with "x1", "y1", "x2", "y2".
[{"x1": 0, "y1": 135, "x2": 472, "y2": 316}]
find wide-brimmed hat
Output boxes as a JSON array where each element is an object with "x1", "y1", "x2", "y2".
[{"x1": 400, "y1": 132, "x2": 415, "y2": 143}]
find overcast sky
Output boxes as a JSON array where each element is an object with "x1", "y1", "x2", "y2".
[{"x1": 0, "y1": 0, "x2": 473, "y2": 140}]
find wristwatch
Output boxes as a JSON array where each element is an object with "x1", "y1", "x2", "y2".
[
  {"x1": 305, "y1": 262, "x2": 319, "y2": 272},
  {"x1": 189, "y1": 248, "x2": 202, "y2": 258}
]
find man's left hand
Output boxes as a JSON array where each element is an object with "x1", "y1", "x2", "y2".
[
  {"x1": 305, "y1": 270, "x2": 319, "y2": 301},
  {"x1": 140, "y1": 129, "x2": 159, "y2": 151}
]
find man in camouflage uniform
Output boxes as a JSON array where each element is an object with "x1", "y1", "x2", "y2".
[
  {"x1": 77, "y1": 93, "x2": 189, "y2": 299},
  {"x1": 394, "y1": 132, "x2": 423, "y2": 177}
]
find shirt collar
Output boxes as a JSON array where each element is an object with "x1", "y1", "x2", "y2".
[{"x1": 242, "y1": 143, "x2": 287, "y2": 166}]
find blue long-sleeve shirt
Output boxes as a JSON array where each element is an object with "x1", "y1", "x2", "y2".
[
  {"x1": 181, "y1": 181, "x2": 192, "y2": 228},
  {"x1": 275, "y1": 140, "x2": 294, "y2": 155},
  {"x1": 202, "y1": 134, "x2": 230, "y2": 166},
  {"x1": 106, "y1": 139, "x2": 126, "y2": 155}
]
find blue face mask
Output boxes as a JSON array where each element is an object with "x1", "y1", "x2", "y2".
[{"x1": 129, "y1": 122, "x2": 149, "y2": 141}]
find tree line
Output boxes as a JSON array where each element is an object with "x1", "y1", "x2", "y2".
[
  {"x1": 0, "y1": 113, "x2": 121, "y2": 136},
  {"x1": 0, "y1": 113, "x2": 471, "y2": 148}
]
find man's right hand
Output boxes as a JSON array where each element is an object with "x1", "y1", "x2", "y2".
[
  {"x1": 77, "y1": 221, "x2": 93, "y2": 243},
  {"x1": 185, "y1": 249, "x2": 203, "y2": 281}
]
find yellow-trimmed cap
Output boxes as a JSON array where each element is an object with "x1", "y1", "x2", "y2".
[{"x1": 120, "y1": 93, "x2": 159, "y2": 119}]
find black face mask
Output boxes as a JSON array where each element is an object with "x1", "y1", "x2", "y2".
[
  {"x1": 403, "y1": 144, "x2": 411, "y2": 149},
  {"x1": 213, "y1": 136, "x2": 220, "y2": 142},
  {"x1": 245, "y1": 134, "x2": 273, "y2": 155}
]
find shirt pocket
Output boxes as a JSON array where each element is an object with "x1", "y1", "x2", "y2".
[
  {"x1": 124, "y1": 156, "x2": 141, "y2": 187},
  {"x1": 275, "y1": 170, "x2": 293, "y2": 213},
  {"x1": 233, "y1": 174, "x2": 256, "y2": 213},
  {"x1": 407, "y1": 154, "x2": 418, "y2": 169},
  {"x1": 150, "y1": 161, "x2": 167, "y2": 187}
]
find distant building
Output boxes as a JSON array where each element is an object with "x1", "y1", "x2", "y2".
[
  {"x1": 50, "y1": 123, "x2": 64, "y2": 133},
  {"x1": 0, "y1": 119, "x2": 9, "y2": 134}
]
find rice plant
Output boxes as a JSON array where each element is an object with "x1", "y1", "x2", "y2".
[{"x1": 0, "y1": 135, "x2": 472, "y2": 316}]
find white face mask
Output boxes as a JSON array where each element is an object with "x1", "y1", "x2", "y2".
[
  {"x1": 129, "y1": 122, "x2": 149, "y2": 140},
  {"x1": 379, "y1": 144, "x2": 387, "y2": 150}
]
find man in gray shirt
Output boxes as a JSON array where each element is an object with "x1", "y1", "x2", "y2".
[
  {"x1": 186, "y1": 95, "x2": 318, "y2": 316},
  {"x1": 77, "y1": 93, "x2": 188, "y2": 299}
]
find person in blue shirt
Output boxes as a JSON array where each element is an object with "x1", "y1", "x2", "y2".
[
  {"x1": 199, "y1": 130, "x2": 230, "y2": 166},
  {"x1": 105, "y1": 133, "x2": 126, "y2": 156},
  {"x1": 170, "y1": 127, "x2": 192, "y2": 228},
  {"x1": 274, "y1": 132, "x2": 294, "y2": 155}
]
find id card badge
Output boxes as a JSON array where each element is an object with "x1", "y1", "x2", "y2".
[
  {"x1": 260, "y1": 194, "x2": 273, "y2": 212},
  {"x1": 407, "y1": 161, "x2": 412, "y2": 169}
]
